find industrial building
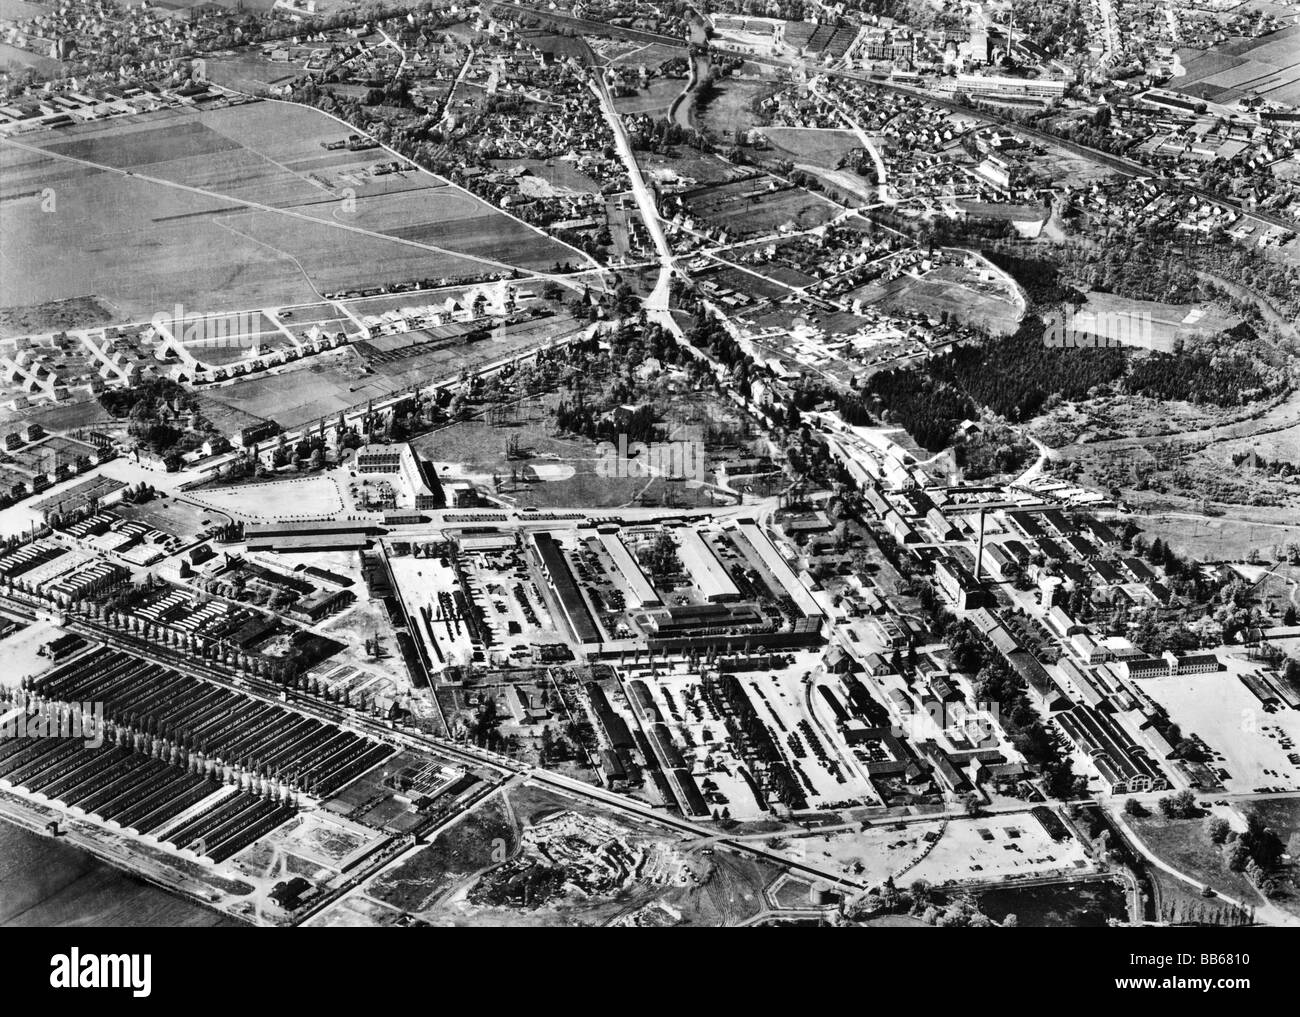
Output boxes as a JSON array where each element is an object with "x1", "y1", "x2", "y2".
[{"x1": 355, "y1": 442, "x2": 445, "y2": 510}]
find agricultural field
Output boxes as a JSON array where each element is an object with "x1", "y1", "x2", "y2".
[
  {"x1": 0, "y1": 100, "x2": 584, "y2": 323},
  {"x1": 1172, "y1": 26, "x2": 1300, "y2": 105}
]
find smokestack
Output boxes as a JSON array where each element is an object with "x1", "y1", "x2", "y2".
[{"x1": 974, "y1": 509, "x2": 986, "y2": 582}]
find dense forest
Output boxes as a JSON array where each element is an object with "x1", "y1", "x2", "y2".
[
  {"x1": 867, "y1": 315, "x2": 1123, "y2": 451},
  {"x1": 858, "y1": 235, "x2": 1299, "y2": 453},
  {"x1": 865, "y1": 366, "x2": 973, "y2": 453},
  {"x1": 986, "y1": 235, "x2": 1300, "y2": 321},
  {"x1": 979, "y1": 251, "x2": 1087, "y2": 307},
  {"x1": 866, "y1": 307, "x2": 1286, "y2": 453},
  {"x1": 932, "y1": 316, "x2": 1126, "y2": 423},
  {"x1": 1126, "y1": 350, "x2": 1275, "y2": 406},
  {"x1": 98, "y1": 378, "x2": 199, "y2": 420}
]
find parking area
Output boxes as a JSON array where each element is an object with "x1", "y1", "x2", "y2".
[{"x1": 1143, "y1": 668, "x2": 1300, "y2": 795}]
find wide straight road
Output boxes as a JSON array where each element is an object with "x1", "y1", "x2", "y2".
[
  {"x1": 589, "y1": 74, "x2": 677, "y2": 312},
  {"x1": 809, "y1": 78, "x2": 893, "y2": 206}
]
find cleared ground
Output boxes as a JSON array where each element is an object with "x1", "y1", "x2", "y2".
[
  {"x1": 766, "y1": 811, "x2": 1090, "y2": 887},
  {"x1": 187, "y1": 474, "x2": 345, "y2": 522},
  {"x1": 849, "y1": 266, "x2": 1023, "y2": 336}
]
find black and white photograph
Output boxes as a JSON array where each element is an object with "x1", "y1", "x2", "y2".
[{"x1": 0, "y1": 0, "x2": 1296, "y2": 995}]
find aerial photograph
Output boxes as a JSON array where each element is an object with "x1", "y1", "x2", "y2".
[{"x1": 0, "y1": 0, "x2": 1296, "y2": 983}]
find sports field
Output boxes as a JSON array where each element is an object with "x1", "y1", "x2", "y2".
[{"x1": 0, "y1": 100, "x2": 586, "y2": 322}]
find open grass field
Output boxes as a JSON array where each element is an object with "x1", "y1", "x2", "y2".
[
  {"x1": 198, "y1": 350, "x2": 398, "y2": 431},
  {"x1": 203, "y1": 52, "x2": 302, "y2": 94},
  {"x1": 0, "y1": 0, "x2": 50, "y2": 16},
  {"x1": 114, "y1": 495, "x2": 229, "y2": 537},
  {"x1": 0, "y1": 41, "x2": 60, "y2": 74},
  {"x1": 413, "y1": 392, "x2": 726, "y2": 510},
  {"x1": 1074, "y1": 292, "x2": 1240, "y2": 353},
  {"x1": 694, "y1": 79, "x2": 774, "y2": 137},
  {"x1": 761, "y1": 127, "x2": 860, "y2": 170},
  {"x1": 613, "y1": 78, "x2": 684, "y2": 115},
  {"x1": 603, "y1": 42, "x2": 685, "y2": 68},
  {"x1": 490, "y1": 158, "x2": 603, "y2": 195},
  {"x1": 0, "y1": 295, "x2": 115, "y2": 339},
  {"x1": 638, "y1": 148, "x2": 747, "y2": 187},
  {"x1": 0, "y1": 100, "x2": 583, "y2": 322},
  {"x1": 1127, "y1": 812, "x2": 1265, "y2": 905},
  {"x1": 1133, "y1": 511, "x2": 1300, "y2": 563}
]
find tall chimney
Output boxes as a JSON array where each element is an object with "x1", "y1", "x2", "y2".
[{"x1": 974, "y1": 509, "x2": 986, "y2": 582}]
